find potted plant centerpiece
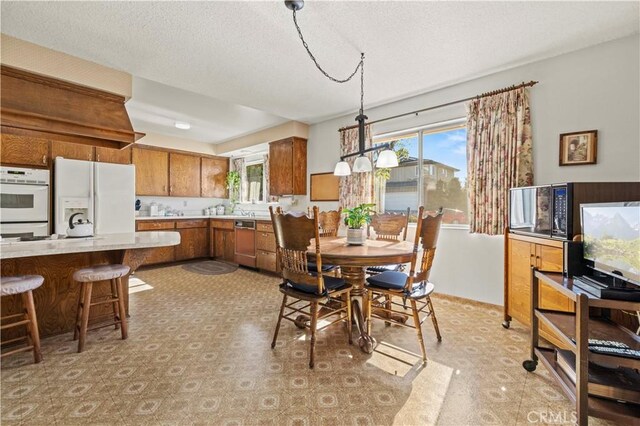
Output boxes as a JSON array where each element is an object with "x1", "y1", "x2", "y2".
[{"x1": 343, "y1": 203, "x2": 375, "y2": 245}]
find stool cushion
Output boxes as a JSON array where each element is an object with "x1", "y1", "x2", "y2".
[
  {"x1": 73, "y1": 264, "x2": 130, "y2": 282},
  {"x1": 1, "y1": 275, "x2": 44, "y2": 296}
]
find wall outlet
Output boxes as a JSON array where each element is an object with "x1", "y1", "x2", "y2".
[{"x1": 183, "y1": 201, "x2": 187, "y2": 207}]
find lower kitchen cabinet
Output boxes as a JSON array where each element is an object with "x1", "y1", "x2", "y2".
[
  {"x1": 256, "y1": 221, "x2": 278, "y2": 273},
  {"x1": 213, "y1": 228, "x2": 235, "y2": 262},
  {"x1": 176, "y1": 227, "x2": 209, "y2": 261},
  {"x1": 144, "y1": 245, "x2": 176, "y2": 265}
]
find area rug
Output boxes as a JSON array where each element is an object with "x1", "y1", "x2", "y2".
[{"x1": 181, "y1": 260, "x2": 238, "y2": 275}]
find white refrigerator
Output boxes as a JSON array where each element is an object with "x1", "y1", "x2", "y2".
[{"x1": 54, "y1": 158, "x2": 135, "y2": 235}]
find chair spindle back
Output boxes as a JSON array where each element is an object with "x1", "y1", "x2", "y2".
[
  {"x1": 270, "y1": 206, "x2": 325, "y2": 294},
  {"x1": 406, "y1": 207, "x2": 443, "y2": 290},
  {"x1": 368, "y1": 207, "x2": 411, "y2": 241}
]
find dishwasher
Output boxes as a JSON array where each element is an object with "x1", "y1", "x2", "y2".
[{"x1": 234, "y1": 220, "x2": 256, "y2": 268}]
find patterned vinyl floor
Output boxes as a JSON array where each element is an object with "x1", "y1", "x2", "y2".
[{"x1": 1, "y1": 264, "x2": 618, "y2": 425}]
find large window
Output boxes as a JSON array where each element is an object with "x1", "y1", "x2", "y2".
[
  {"x1": 373, "y1": 119, "x2": 468, "y2": 225},
  {"x1": 244, "y1": 160, "x2": 265, "y2": 203}
]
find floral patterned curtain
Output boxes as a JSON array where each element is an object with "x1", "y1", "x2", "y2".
[
  {"x1": 339, "y1": 125, "x2": 374, "y2": 208},
  {"x1": 232, "y1": 157, "x2": 247, "y2": 202},
  {"x1": 466, "y1": 87, "x2": 533, "y2": 235}
]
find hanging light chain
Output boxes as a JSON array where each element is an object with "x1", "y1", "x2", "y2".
[{"x1": 291, "y1": 9, "x2": 365, "y2": 112}]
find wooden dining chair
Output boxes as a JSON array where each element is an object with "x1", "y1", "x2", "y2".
[
  {"x1": 307, "y1": 207, "x2": 342, "y2": 276},
  {"x1": 365, "y1": 207, "x2": 411, "y2": 276},
  {"x1": 269, "y1": 206, "x2": 352, "y2": 368},
  {"x1": 365, "y1": 206, "x2": 443, "y2": 363}
]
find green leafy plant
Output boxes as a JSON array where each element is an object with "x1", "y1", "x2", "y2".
[
  {"x1": 343, "y1": 203, "x2": 376, "y2": 229},
  {"x1": 226, "y1": 171, "x2": 240, "y2": 205}
]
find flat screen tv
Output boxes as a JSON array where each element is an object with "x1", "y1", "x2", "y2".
[{"x1": 581, "y1": 202, "x2": 640, "y2": 285}]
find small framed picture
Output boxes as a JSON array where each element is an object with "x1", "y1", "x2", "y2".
[{"x1": 559, "y1": 130, "x2": 597, "y2": 166}]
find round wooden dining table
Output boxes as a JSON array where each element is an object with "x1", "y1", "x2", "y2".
[{"x1": 307, "y1": 236, "x2": 415, "y2": 353}]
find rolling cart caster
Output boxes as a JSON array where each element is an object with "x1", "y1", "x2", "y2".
[
  {"x1": 502, "y1": 320, "x2": 510, "y2": 329},
  {"x1": 522, "y1": 359, "x2": 537, "y2": 372}
]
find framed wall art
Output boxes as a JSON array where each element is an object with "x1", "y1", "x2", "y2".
[{"x1": 559, "y1": 130, "x2": 597, "y2": 166}]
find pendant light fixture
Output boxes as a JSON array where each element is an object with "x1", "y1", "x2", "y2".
[{"x1": 285, "y1": 0, "x2": 398, "y2": 176}]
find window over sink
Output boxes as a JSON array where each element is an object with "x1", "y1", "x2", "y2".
[{"x1": 243, "y1": 159, "x2": 265, "y2": 203}]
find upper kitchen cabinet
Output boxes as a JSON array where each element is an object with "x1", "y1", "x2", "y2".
[
  {"x1": 201, "y1": 157, "x2": 229, "y2": 198},
  {"x1": 268, "y1": 137, "x2": 307, "y2": 196},
  {"x1": 0, "y1": 133, "x2": 50, "y2": 167},
  {"x1": 132, "y1": 147, "x2": 169, "y2": 196},
  {"x1": 95, "y1": 146, "x2": 131, "y2": 164},
  {"x1": 169, "y1": 152, "x2": 201, "y2": 197},
  {"x1": 50, "y1": 140, "x2": 94, "y2": 162}
]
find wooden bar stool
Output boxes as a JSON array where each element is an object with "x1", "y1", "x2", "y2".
[
  {"x1": 1, "y1": 275, "x2": 44, "y2": 363},
  {"x1": 73, "y1": 264, "x2": 129, "y2": 353}
]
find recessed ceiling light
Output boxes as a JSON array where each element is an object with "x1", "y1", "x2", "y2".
[{"x1": 175, "y1": 121, "x2": 191, "y2": 130}]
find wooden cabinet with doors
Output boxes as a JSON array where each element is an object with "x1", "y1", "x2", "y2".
[
  {"x1": 95, "y1": 146, "x2": 131, "y2": 164},
  {"x1": 201, "y1": 157, "x2": 229, "y2": 198},
  {"x1": 256, "y1": 221, "x2": 278, "y2": 273},
  {"x1": 268, "y1": 137, "x2": 307, "y2": 196},
  {"x1": 504, "y1": 232, "x2": 573, "y2": 348},
  {"x1": 210, "y1": 219, "x2": 235, "y2": 262},
  {"x1": 175, "y1": 220, "x2": 209, "y2": 261},
  {"x1": 132, "y1": 147, "x2": 169, "y2": 196},
  {"x1": 169, "y1": 152, "x2": 201, "y2": 197},
  {"x1": 50, "y1": 140, "x2": 94, "y2": 161},
  {"x1": 0, "y1": 134, "x2": 49, "y2": 167},
  {"x1": 136, "y1": 220, "x2": 176, "y2": 265}
]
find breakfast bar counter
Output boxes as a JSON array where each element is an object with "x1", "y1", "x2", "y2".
[{"x1": 1, "y1": 232, "x2": 180, "y2": 339}]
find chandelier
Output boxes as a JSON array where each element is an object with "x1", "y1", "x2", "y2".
[{"x1": 284, "y1": 0, "x2": 399, "y2": 176}]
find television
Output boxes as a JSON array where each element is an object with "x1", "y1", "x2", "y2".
[{"x1": 581, "y1": 202, "x2": 640, "y2": 285}]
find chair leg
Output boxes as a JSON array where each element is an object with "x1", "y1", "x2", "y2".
[
  {"x1": 309, "y1": 301, "x2": 318, "y2": 369},
  {"x1": 385, "y1": 295, "x2": 392, "y2": 326},
  {"x1": 110, "y1": 279, "x2": 120, "y2": 330},
  {"x1": 116, "y1": 278, "x2": 128, "y2": 340},
  {"x1": 426, "y1": 296, "x2": 442, "y2": 342},
  {"x1": 73, "y1": 283, "x2": 86, "y2": 341},
  {"x1": 366, "y1": 291, "x2": 373, "y2": 337},
  {"x1": 346, "y1": 291, "x2": 352, "y2": 345},
  {"x1": 271, "y1": 294, "x2": 287, "y2": 349},
  {"x1": 77, "y1": 282, "x2": 93, "y2": 353},
  {"x1": 22, "y1": 291, "x2": 42, "y2": 363},
  {"x1": 410, "y1": 299, "x2": 427, "y2": 363}
]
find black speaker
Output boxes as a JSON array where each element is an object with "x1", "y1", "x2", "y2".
[{"x1": 563, "y1": 241, "x2": 585, "y2": 277}]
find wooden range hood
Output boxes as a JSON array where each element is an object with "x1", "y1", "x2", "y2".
[{"x1": 1, "y1": 65, "x2": 143, "y2": 149}]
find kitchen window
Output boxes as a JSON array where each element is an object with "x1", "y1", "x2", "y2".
[
  {"x1": 243, "y1": 160, "x2": 266, "y2": 203},
  {"x1": 373, "y1": 118, "x2": 468, "y2": 226}
]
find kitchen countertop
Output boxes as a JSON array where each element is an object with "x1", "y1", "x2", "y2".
[
  {"x1": 0, "y1": 231, "x2": 180, "y2": 260},
  {"x1": 135, "y1": 215, "x2": 272, "y2": 221}
]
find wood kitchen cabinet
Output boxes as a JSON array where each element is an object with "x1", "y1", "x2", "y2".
[
  {"x1": 170, "y1": 153, "x2": 201, "y2": 197},
  {"x1": 210, "y1": 219, "x2": 235, "y2": 262},
  {"x1": 136, "y1": 220, "x2": 176, "y2": 265},
  {"x1": 201, "y1": 157, "x2": 229, "y2": 198},
  {"x1": 132, "y1": 147, "x2": 169, "y2": 196},
  {"x1": 268, "y1": 137, "x2": 307, "y2": 196},
  {"x1": 50, "y1": 140, "x2": 94, "y2": 161},
  {"x1": 95, "y1": 146, "x2": 131, "y2": 164},
  {"x1": 0, "y1": 133, "x2": 50, "y2": 167},
  {"x1": 505, "y1": 233, "x2": 573, "y2": 347},
  {"x1": 256, "y1": 221, "x2": 278, "y2": 273},
  {"x1": 175, "y1": 220, "x2": 209, "y2": 261}
]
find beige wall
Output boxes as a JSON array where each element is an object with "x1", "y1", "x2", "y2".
[
  {"x1": 216, "y1": 121, "x2": 309, "y2": 155},
  {"x1": 0, "y1": 34, "x2": 132, "y2": 98},
  {"x1": 135, "y1": 132, "x2": 217, "y2": 156}
]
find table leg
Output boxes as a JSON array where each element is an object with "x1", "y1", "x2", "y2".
[{"x1": 341, "y1": 266, "x2": 375, "y2": 354}]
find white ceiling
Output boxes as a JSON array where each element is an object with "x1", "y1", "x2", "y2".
[{"x1": 1, "y1": 1, "x2": 638, "y2": 143}]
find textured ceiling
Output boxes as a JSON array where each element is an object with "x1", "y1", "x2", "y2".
[{"x1": 1, "y1": 1, "x2": 638, "y2": 141}]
